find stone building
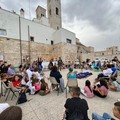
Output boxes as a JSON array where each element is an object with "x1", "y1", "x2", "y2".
[
  {"x1": 81, "y1": 46, "x2": 120, "y2": 62},
  {"x1": 1, "y1": 0, "x2": 118, "y2": 65},
  {"x1": 0, "y1": 0, "x2": 80, "y2": 65}
]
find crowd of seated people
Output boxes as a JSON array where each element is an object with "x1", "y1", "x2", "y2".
[
  {"x1": 0, "y1": 60, "x2": 51, "y2": 95},
  {"x1": 1, "y1": 56, "x2": 120, "y2": 120}
]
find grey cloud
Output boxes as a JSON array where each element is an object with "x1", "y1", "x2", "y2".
[
  {"x1": 62, "y1": 0, "x2": 120, "y2": 31},
  {"x1": 1, "y1": 0, "x2": 120, "y2": 50}
]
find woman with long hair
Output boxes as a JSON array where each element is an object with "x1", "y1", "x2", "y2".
[
  {"x1": 81, "y1": 80, "x2": 94, "y2": 98},
  {"x1": 93, "y1": 78, "x2": 109, "y2": 98},
  {"x1": 50, "y1": 66, "x2": 64, "y2": 92}
]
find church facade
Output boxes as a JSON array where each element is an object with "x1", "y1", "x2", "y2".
[{"x1": 0, "y1": 0, "x2": 80, "y2": 65}]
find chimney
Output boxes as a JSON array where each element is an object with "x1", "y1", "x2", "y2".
[{"x1": 20, "y1": 8, "x2": 24, "y2": 17}]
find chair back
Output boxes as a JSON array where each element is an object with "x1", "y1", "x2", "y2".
[
  {"x1": 67, "y1": 78, "x2": 78, "y2": 87},
  {"x1": 50, "y1": 77, "x2": 59, "y2": 85},
  {"x1": 1, "y1": 81, "x2": 10, "y2": 89}
]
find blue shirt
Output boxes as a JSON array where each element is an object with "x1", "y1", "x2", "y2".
[{"x1": 67, "y1": 72, "x2": 76, "y2": 79}]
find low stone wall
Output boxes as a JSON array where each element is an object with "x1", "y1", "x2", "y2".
[{"x1": 0, "y1": 37, "x2": 77, "y2": 65}]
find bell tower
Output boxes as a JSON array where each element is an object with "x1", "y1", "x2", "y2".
[{"x1": 47, "y1": 0, "x2": 62, "y2": 30}]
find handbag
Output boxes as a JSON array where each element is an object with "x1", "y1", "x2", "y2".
[{"x1": 17, "y1": 91, "x2": 27, "y2": 104}]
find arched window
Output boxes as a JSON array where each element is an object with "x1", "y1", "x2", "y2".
[{"x1": 56, "y1": 7, "x2": 59, "y2": 15}]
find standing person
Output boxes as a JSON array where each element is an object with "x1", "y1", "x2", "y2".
[
  {"x1": 48, "y1": 59, "x2": 53, "y2": 70},
  {"x1": 92, "y1": 101, "x2": 120, "y2": 120},
  {"x1": 38, "y1": 57, "x2": 43, "y2": 71},
  {"x1": 58, "y1": 57, "x2": 63, "y2": 71},
  {"x1": 63, "y1": 87, "x2": 90, "y2": 120}
]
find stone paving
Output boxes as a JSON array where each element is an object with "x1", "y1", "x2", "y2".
[{"x1": 0, "y1": 69, "x2": 119, "y2": 120}]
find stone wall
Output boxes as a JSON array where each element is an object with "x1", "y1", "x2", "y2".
[
  {"x1": 81, "y1": 52, "x2": 120, "y2": 62},
  {"x1": 0, "y1": 37, "x2": 53, "y2": 65},
  {"x1": 62, "y1": 43, "x2": 77, "y2": 63},
  {"x1": 47, "y1": 42, "x2": 77, "y2": 63},
  {"x1": 0, "y1": 37, "x2": 77, "y2": 65}
]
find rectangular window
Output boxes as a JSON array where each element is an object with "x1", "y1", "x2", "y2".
[
  {"x1": 41, "y1": 14, "x2": 44, "y2": 17},
  {"x1": 30, "y1": 36, "x2": 34, "y2": 42},
  {"x1": 0, "y1": 29, "x2": 7, "y2": 35},
  {"x1": 66, "y1": 38, "x2": 72, "y2": 44},
  {"x1": 51, "y1": 40, "x2": 54, "y2": 45}
]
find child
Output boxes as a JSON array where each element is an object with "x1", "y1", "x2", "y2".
[
  {"x1": 108, "y1": 76, "x2": 120, "y2": 91},
  {"x1": 81, "y1": 80, "x2": 94, "y2": 98},
  {"x1": 93, "y1": 78, "x2": 109, "y2": 98},
  {"x1": 1, "y1": 73, "x2": 9, "y2": 86},
  {"x1": 12, "y1": 75, "x2": 22, "y2": 90},
  {"x1": 39, "y1": 79, "x2": 50, "y2": 95},
  {"x1": 63, "y1": 87, "x2": 89, "y2": 120},
  {"x1": 31, "y1": 74, "x2": 40, "y2": 94},
  {"x1": 11, "y1": 74, "x2": 28, "y2": 92}
]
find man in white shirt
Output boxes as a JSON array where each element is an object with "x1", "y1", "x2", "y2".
[{"x1": 103, "y1": 64, "x2": 113, "y2": 77}]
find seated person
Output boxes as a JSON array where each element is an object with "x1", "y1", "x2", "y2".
[
  {"x1": 0, "y1": 106, "x2": 22, "y2": 120},
  {"x1": 32, "y1": 67, "x2": 41, "y2": 80},
  {"x1": 103, "y1": 64, "x2": 113, "y2": 77},
  {"x1": 39, "y1": 79, "x2": 50, "y2": 95},
  {"x1": 94, "y1": 78, "x2": 100, "y2": 85},
  {"x1": 91, "y1": 61, "x2": 97, "y2": 69},
  {"x1": 108, "y1": 76, "x2": 120, "y2": 91},
  {"x1": 92, "y1": 101, "x2": 120, "y2": 120},
  {"x1": 1, "y1": 73, "x2": 9, "y2": 86},
  {"x1": 81, "y1": 80, "x2": 94, "y2": 98},
  {"x1": 0, "y1": 103, "x2": 10, "y2": 113},
  {"x1": 12, "y1": 75, "x2": 22, "y2": 90},
  {"x1": 40, "y1": 71, "x2": 49, "y2": 80},
  {"x1": 7, "y1": 64, "x2": 16, "y2": 76},
  {"x1": 93, "y1": 78, "x2": 109, "y2": 98},
  {"x1": 30, "y1": 74, "x2": 40, "y2": 94},
  {"x1": 21, "y1": 72, "x2": 29, "y2": 86},
  {"x1": 63, "y1": 87, "x2": 90, "y2": 120},
  {"x1": 11, "y1": 74, "x2": 28, "y2": 92},
  {"x1": 50, "y1": 66, "x2": 64, "y2": 92},
  {"x1": 97, "y1": 64, "x2": 113, "y2": 79},
  {"x1": 67, "y1": 68, "x2": 77, "y2": 79}
]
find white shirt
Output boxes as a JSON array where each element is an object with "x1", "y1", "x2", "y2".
[
  {"x1": 103, "y1": 68, "x2": 113, "y2": 76},
  {"x1": 26, "y1": 69, "x2": 32, "y2": 81},
  {"x1": 32, "y1": 71, "x2": 43, "y2": 80},
  {"x1": 0, "y1": 103, "x2": 10, "y2": 113}
]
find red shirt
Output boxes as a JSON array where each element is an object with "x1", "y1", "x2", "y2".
[{"x1": 12, "y1": 80, "x2": 21, "y2": 87}]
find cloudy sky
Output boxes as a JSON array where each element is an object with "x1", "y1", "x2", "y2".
[{"x1": 0, "y1": 0, "x2": 120, "y2": 51}]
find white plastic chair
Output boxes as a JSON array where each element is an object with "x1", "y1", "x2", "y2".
[
  {"x1": 66, "y1": 78, "x2": 78, "y2": 98},
  {"x1": 49, "y1": 77, "x2": 61, "y2": 95}
]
